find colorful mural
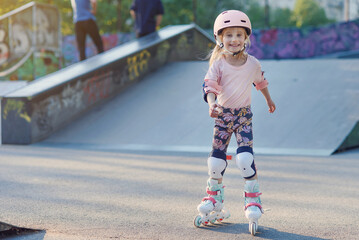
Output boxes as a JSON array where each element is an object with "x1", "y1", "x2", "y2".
[
  {"x1": 248, "y1": 19, "x2": 359, "y2": 59},
  {"x1": 0, "y1": 2, "x2": 61, "y2": 81},
  {"x1": 63, "y1": 19, "x2": 359, "y2": 66}
]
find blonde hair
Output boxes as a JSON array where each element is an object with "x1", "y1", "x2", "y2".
[{"x1": 208, "y1": 28, "x2": 251, "y2": 66}]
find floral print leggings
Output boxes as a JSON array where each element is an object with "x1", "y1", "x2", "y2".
[{"x1": 212, "y1": 105, "x2": 253, "y2": 155}]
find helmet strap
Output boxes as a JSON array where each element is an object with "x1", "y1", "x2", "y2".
[
  {"x1": 233, "y1": 44, "x2": 246, "y2": 56},
  {"x1": 217, "y1": 39, "x2": 246, "y2": 56}
]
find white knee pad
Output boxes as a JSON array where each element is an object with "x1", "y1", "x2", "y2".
[
  {"x1": 208, "y1": 157, "x2": 227, "y2": 179},
  {"x1": 236, "y1": 152, "x2": 256, "y2": 179}
]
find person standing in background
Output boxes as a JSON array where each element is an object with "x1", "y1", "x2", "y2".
[
  {"x1": 71, "y1": 0, "x2": 104, "y2": 61},
  {"x1": 130, "y1": 0, "x2": 164, "y2": 38}
]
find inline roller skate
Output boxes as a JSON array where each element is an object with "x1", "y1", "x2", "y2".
[
  {"x1": 194, "y1": 178, "x2": 230, "y2": 227},
  {"x1": 244, "y1": 179, "x2": 263, "y2": 235}
]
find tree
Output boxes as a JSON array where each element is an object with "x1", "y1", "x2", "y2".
[
  {"x1": 270, "y1": 8, "x2": 296, "y2": 28},
  {"x1": 161, "y1": 0, "x2": 193, "y2": 26},
  {"x1": 0, "y1": 0, "x2": 29, "y2": 15},
  {"x1": 196, "y1": 0, "x2": 220, "y2": 29},
  {"x1": 292, "y1": 0, "x2": 331, "y2": 28},
  {"x1": 246, "y1": 0, "x2": 266, "y2": 29},
  {"x1": 96, "y1": 0, "x2": 122, "y2": 34},
  {"x1": 0, "y1": 0, "x2": 339, "y2": 37}
]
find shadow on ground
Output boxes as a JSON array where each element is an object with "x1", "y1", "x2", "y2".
[{"x1": 197, "y1": 222, "x2": 328, "y2": 240}]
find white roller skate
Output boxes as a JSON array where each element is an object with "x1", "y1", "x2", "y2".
[
  {"x1": 194, "y1": 179, "x2": 230, "y2": 227},
  {"x1": 244, "y1": 179, "x2": 263, "y2": 235}
]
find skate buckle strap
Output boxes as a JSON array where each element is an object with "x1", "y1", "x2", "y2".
[
  {"x1": 244, "y1": 192, "x2": 262, "y2": 198},
  {"x1": 202, "y1": 197, "x2": 216, "y2": 206},
  {"x1": 244, "y1": 202, "x2": 264, "y2": 213},
  {"x1": 206, "y1": 187, "x2": 221, "y2": 195}
]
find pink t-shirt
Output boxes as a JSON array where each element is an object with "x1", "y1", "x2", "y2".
[{"x1": 203, "y1": 54, "x2": 268, "y2": 108}]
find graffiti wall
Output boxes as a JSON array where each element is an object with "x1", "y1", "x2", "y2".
[
  {"x1": 248, "y1": 19, "x2": 359, "y2": 59},
  {"x1": 0, "y1": 2, "x2": 61, "y2": 81},
  {"x1": 63, "y1": 19, "x2": 359, "y2": 66}
]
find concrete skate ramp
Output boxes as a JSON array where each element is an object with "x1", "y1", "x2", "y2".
[
  {"x1": 1, "y1": 24, "x2": 213, "y2": 144},
  {"x1": 41, "y1": 59, "x2": 359, "y2": 156}
]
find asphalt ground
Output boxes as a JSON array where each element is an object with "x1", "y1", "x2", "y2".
[
  {"x1": 1, "y1": 59, "x2": 359, "y2": 239},
  {"x1": 0, "y1": 145, "x2": 358, "y2": 240}
]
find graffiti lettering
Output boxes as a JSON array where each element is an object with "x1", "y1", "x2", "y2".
[
  {"x1": 127, "y1": 50, "x2": 151, "y2": 81},
  {"x1": 62, "y1": 81, "x2": 84, "y2": 109},
  {"x1": 157, "y1": 41, "x2": 170, "y2": 64},
  {"x1": 36, "y1": 109, "x2": 52, "y2": 132},
  {"x1": 83, "y1": 71, "x2": 113, "y2": 104},
  {"x1": 0, "y1": 3, "x2": 60, "y2": 80},
  {"x1": 32, "y1": 81, "x2": 85, "y2": 133},
  {"x1": 0, "y1": 29, "x2": 9, "y2": 65},
  {"x1": 3, "y1": 99, "x2": 31, "y2": 122},
  {"x1": 12, "y1": 24, "x2": 31, "y2": 56},
  {"x1": 177, "y1": 35, "x2": 189, "y2": 49},
  {"x1": 36, "y1": 8, "x2": 56, "y2": 47}
]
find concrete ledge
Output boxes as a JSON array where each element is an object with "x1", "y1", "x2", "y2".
[{"x1": 1, "y1": 24, "x2": 214, "y2": 144}]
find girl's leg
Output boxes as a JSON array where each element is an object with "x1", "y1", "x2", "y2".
[
  {"x1": 209, "y1": 125, "x2": 232, "y2": 183},
  {"x1": 234, "y1": 108, "x2": 256, "y2": 180},
  {"x1": 194, "y1": 124, "x2": 232, "y2": 227},
  {"x1": 234, "y1": 107, "x2": 262, "y2": 235}
]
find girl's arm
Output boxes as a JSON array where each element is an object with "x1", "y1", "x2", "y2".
[
  {"x1": 260, "y1": 87, "x2": 276, "y2": 113},
  {"x1": 207, "y1": 93, "x2": 221, "y2": 118}
]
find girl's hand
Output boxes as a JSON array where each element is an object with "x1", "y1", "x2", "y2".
[
  {"x1": 267, "y1": 99, "x2": 276, "y2": 113},
  {"x1": 209, "y1": 103, "x2": 221, "y2": 118}
]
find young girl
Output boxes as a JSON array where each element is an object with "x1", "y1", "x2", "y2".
[{"x1": 193, "y1": 10, "x2": 276, "y2": 235}]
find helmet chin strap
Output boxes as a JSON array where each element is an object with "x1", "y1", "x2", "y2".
[{"x1": 217, "y1": 40, "x2": 245, "y2": 56}]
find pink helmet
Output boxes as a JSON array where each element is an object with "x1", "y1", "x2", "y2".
[{"x1": 213, "y1": 10, "x2": 252, "y2": 39}]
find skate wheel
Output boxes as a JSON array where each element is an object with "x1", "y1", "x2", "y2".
[
  {"x1": 193, "y1": 215, "x2": 202, "y2": 228},
  {"x1": 222, "y1": 209, "x2": 230, "y2": 219},
  {"x1": 250, "y1": 222, "x2": 257, "y2": 236}
]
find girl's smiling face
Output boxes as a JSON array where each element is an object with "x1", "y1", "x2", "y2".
[{"x1": 221, "y1": 27, "x2": 247, "y2": 53}]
